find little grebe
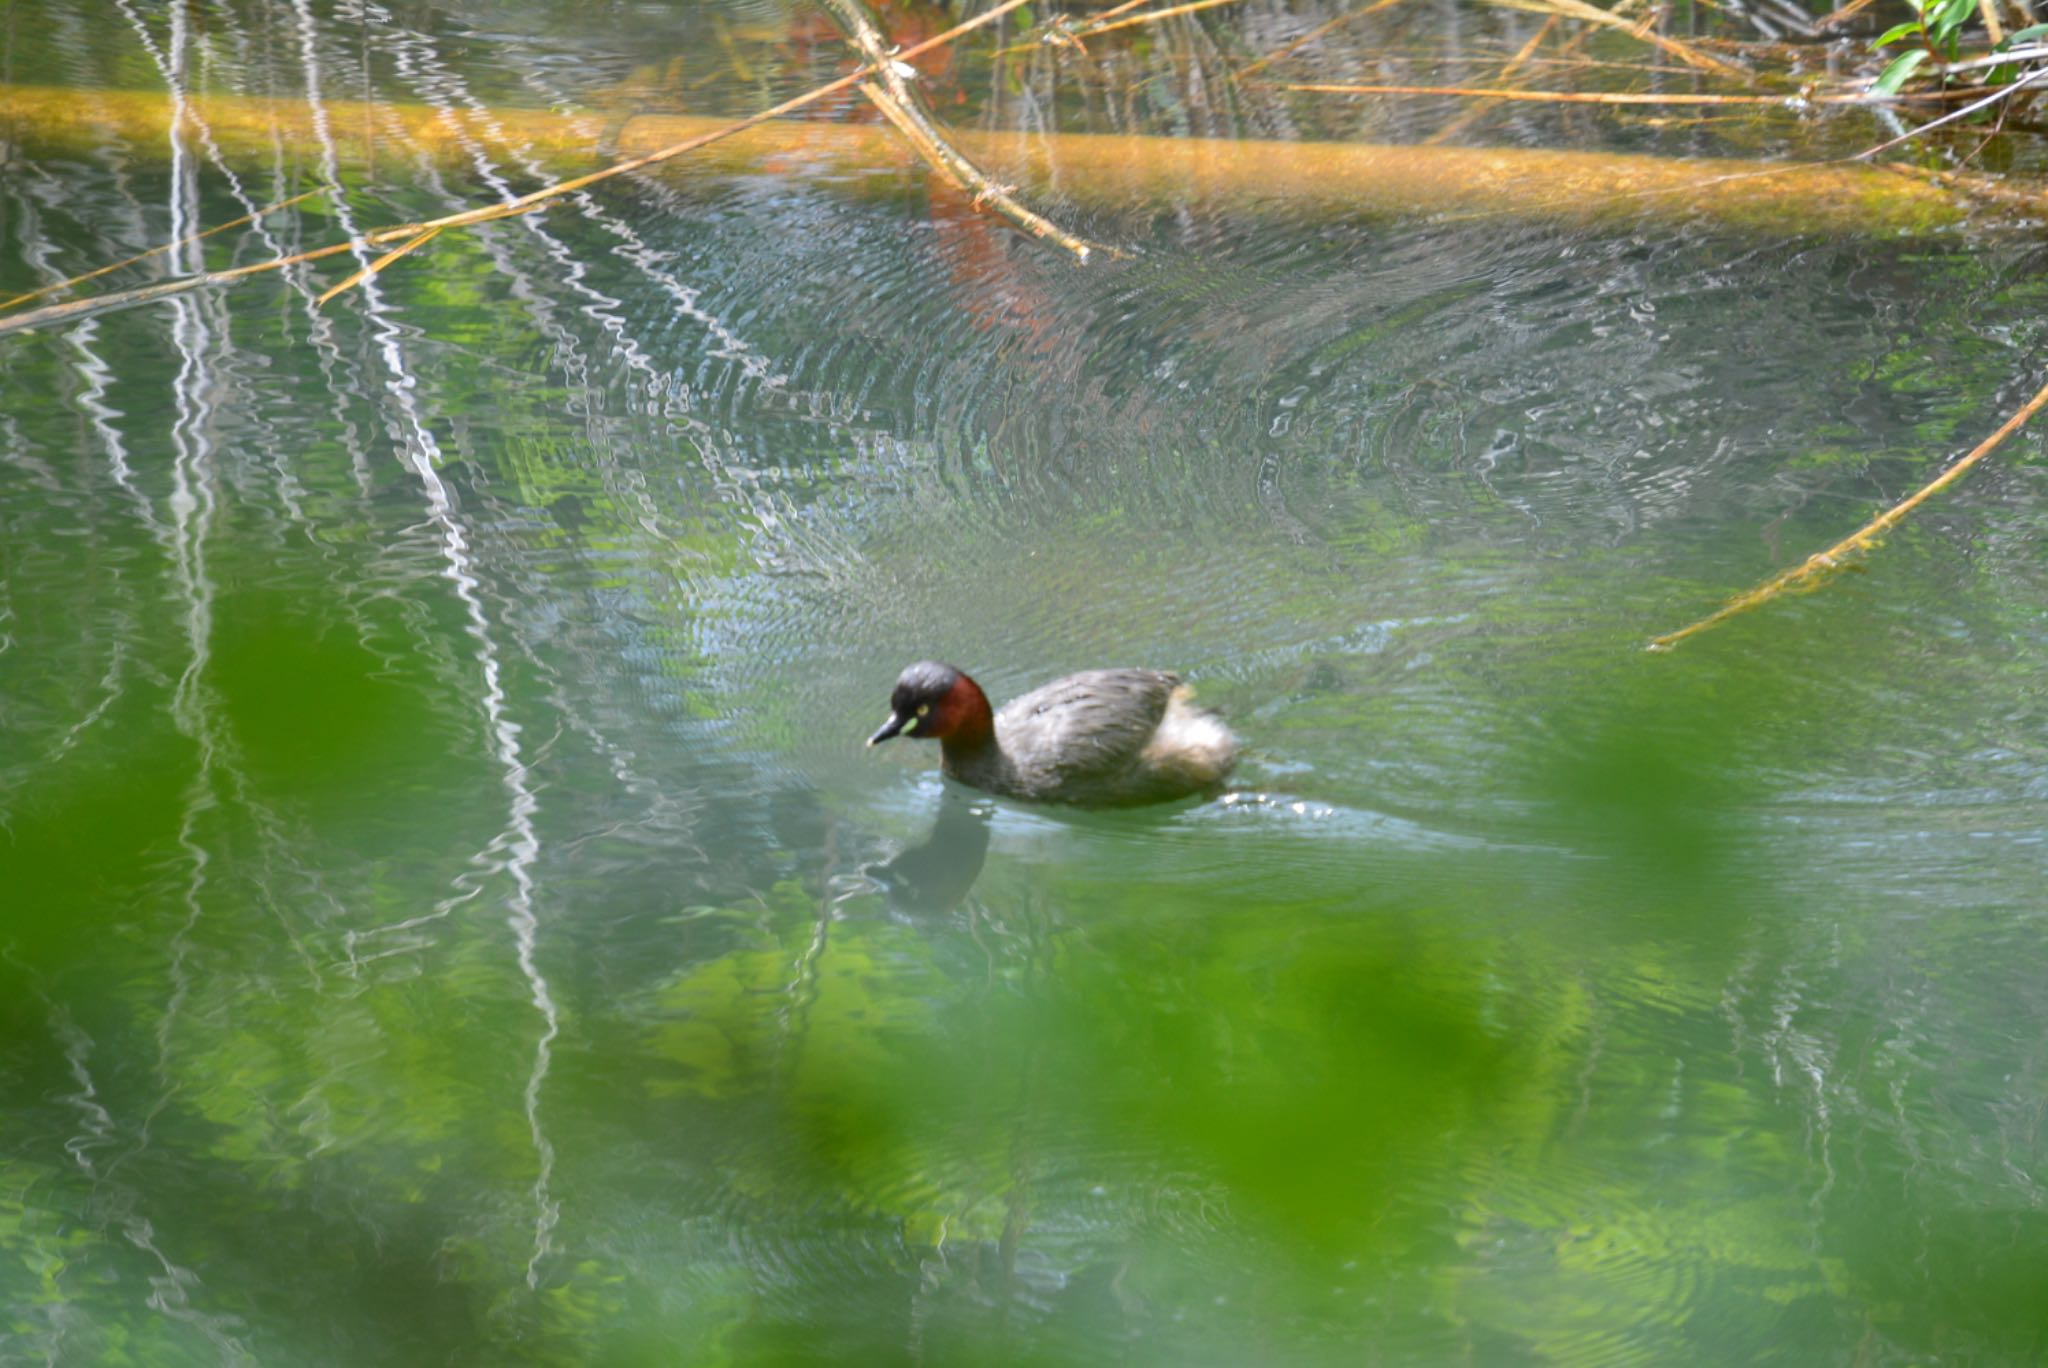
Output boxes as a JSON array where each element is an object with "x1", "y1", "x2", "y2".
[{"x1": 867, "y1": 661, "x2": 1238, "y2": 806}]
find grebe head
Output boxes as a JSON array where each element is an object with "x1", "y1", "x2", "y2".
[{"x1": 867, "y1": 661, "x2": 988, "y2": 747}]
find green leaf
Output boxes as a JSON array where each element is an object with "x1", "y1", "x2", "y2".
[
  {"x1": 1874, "y1": 46, "x2": 1933, "y2": 93},
  {"x1": 1929, "y1": 0, "x2": 1977, "y2": 33},
  {"x1": 1872, "y1": 20, "x2": 1924, "y2": 46},
  {"x1": 1998, "y1": 21, "x2": 2048, "y2": 45}
]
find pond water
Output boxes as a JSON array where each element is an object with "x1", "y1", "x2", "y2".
[{"x1": 4, "y1": 0, "x2": 2048, "y2": 1362}]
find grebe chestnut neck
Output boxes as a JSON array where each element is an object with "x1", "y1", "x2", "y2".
[{"x1": 867, "y1": 661, "x2": 1238, "y2": 806}]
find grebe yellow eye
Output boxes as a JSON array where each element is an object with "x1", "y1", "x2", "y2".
[{"x1": 917, "y1": 704, "x2": 930, "y2": 716}]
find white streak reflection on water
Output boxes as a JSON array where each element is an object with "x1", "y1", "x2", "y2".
[{"x1": 285, "y1": 0, "x2": 564, "y2": 1288}]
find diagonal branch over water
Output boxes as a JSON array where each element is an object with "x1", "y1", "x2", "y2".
[
  {"x1": 0, "y1": 0, "x2": 1040, "y2": 336},
  {"x1": 1649, "y1": 371, "x2": 2048, "y2": 650},
  {"x1": 824, "y1": 0, "x2": 1098, "y2": 261},
  {"x1": 324, "y1": 0, "x2": 1041, "y2": 299},
  {"x1": 0, "y1": 189, "x2": 322, "y2": 314}
]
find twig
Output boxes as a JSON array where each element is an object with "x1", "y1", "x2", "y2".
[
  {"x1": 1001, "y1": 0, "x2": 1156, "y2": 55},
  {"x1": 1812, "y1": 0, "x2": 1878, "y2": 24},
  {"x1": 314, "y1": 225, "x2": 447, "y2": 305},
  {"x1": 1, "y1": 0, "x2": 1036, "y2": 326},
  {"x1": 1344, "y1": 49, "x2": 1713, "y2": 75},
  {"x1": 825, "y1": 0, "x2": 1099, "y2": 261},
  {"x1": 0, "y1": 235, "x2": 368, "y2": 338},
  {"x1": 1233, "y1": 0, "x2": 1411, "y2": 80},
  {"x1": 1931, "y1": 43, "x2": 2048, "y2": 75},
  {"x1": 1648, "y1": 374, "x2": 2048, "y2": 651},
  {"x1": 997, "y1": 0, "x2": 1246, "y2": 54},
  {"x1": 1421, "y1": 17, "x2": 1558, "y2": 146},
  {"x1": 0, "y1": 188, "x2": 325, "y2": 313},
  {"x1": 1268, "y1": 81, "x2": 1896, "y2": 104},
  {"x1": 1071, "y1": 0, "x2": 1248, "y2": 42},
  {"x1": 331, "y1": 0, "x2": 1037, "y2": 264},
  {"x1": 860, "y1": 78, "x2": 966, "y2": 188},
  {"x1": 1855, "y1": 64, "x2": 2048, "y2": 157},
  {"x1": 1298, "y1": 41, "x2": 1706, "y2": 76},
  {"x1": 1481, "y1": 0, "x2": 1749, "y2": 78},
  {"x1": 316, "y1": 200, "x2": 553, "y2": 306},
  {"x1": 1978, "y1": 0, "x2": 2008, "y2": 46},
  {"x1": 1504, "y1": 17, "x2": 1563, "y2": 76},
  {"x1": 1069, "y1": 0, "x2": 1161, "y2": 27}
]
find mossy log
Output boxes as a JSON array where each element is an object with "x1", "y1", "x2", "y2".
[{"x1": 0, "y1": 81, "x2": 1976, "y2": 237}]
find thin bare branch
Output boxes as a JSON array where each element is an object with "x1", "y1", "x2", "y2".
[
  {"x1": 1359, "y1": 48, "x2": 1714, "y2": 75},
  {"x1": 1855, "y1": 65, "x2": 2048, "y2": 158},
  {"x1": 1978, "y1": 0, "x2": 2008, "y2": 45},
  {"x1": 1649, "y1": 374, "x2": 2048, "y2": 651},
  {"x1": 315, "y1": 226, "x2": 447, "y2": 306},
  {"x1": 1930, "y1": 43, "x2": 2048, "y2": 75},
  {"x1": 1812, "y1": 0, "x2": 1878, "y2": 27},
  {"x1": 1071, "y1": 0, "x2": 1162, "y2": 27},
  {"x1": 1421, "y1": 17, "x2": 1559, "y2": 146},
  {"x1": 0, "y1": 188, "x2": 326, "y2": 313},
  {"x1": 1503, "y1": 17, "x2": 1563, "y2": 76},
  {"x1": 998, "y1": 0, "x2": 1247, "y2": 54},
  {"x1": 0, "y1": 0, "x2": 1037, "y2": 329},
  {"x1": 1074, "y1": 0, "x2": 1249, "y2": 42},
  {"x1": 1266, "y1": 80, "x2": 1956, "y2": 105},
  {"x1": 827, "y1": 0, "x2": 1099, "y2": 261},
  {"x1": 1481, "y1": 0, "x2": 1750, "y2": 78},
  {"x1": 1234, "y1": 0, "x2": 1411, "y2": 80},
  {"x1": 313, "y1": 198, "x2": 562, "y2": 305},
  {"x1": 419, "y1": 0, "x2": 1034, "y2": 231},
  {"x1": 0, "y1": 237, "x2": 370, "y2": 338}
]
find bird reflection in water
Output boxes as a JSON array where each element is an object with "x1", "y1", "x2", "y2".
[{"x1": 867, "y1": 789, "x2": 992, "y2": 915}]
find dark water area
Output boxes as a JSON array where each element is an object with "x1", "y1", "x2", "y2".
[{"x1": 4, "y1": 0, "x2": 2048, "y2": 1362}]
